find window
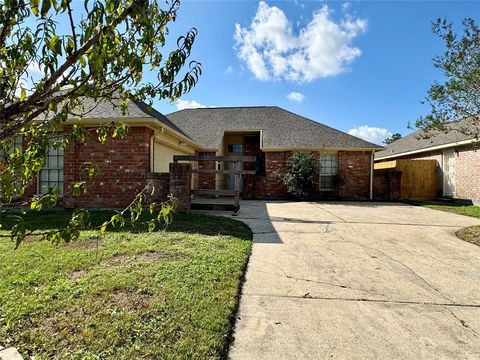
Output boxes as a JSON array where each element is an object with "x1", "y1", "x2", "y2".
[
  {"x1": 0, "y1": 135, "x2": 22, "y2": 158},
  {"x1": 320, "y1": 154, "x2": 338, "y2": 190},
  {"x1": 39, "y1": 146, "x2": 64, "y2": 195},
  {"x1": 227, "y1": 144, "x2": 243, "y2": 153}
]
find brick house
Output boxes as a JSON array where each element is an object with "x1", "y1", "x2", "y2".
[
  {"x1": 166, "y1": 106, "x2": 381, "y2": 200},
  {"x1": 375, "y1": 119, "x2": 480, "y2": 203},
  {"x1": 16, "y1": 101, "x2": 382, "y2": 208}
]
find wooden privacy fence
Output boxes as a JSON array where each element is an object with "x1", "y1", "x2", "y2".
[
  {"x1": 374, "y1": 159, "x2": 437, "y2": 200},
  {"x1": 173, "y1": 155, "x2": 257, "y2": 213}
]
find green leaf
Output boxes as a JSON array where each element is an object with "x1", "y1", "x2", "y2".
[
  {"x1": 41, "y1": 0, "x2": 51, "y2": 16},
  {"x1": 20, "y1": 87, "x2": 26, "y2": 101},
  {"x1": 100, "y1": 221, "x2": 108, "y2": 235},
  {"x1": 30, "y1": 0, "x2": 39, "y2": 16},
  {"x1": 49, "y1": 36, "x2": 62, "y2": 55}
]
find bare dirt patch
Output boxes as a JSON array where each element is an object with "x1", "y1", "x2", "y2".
[
  {"x1": 67, "y1": 252, "x2": 172, "y2": 280},
  {"x1": 107, "y1": 290, "x2": 152, "y2": 311},
  {"x1": 62, "y1": 238, "x2": 101, "y2": 249},
  {"x1": 456, "y1": 225, "x2": 480, "y2": 247}
]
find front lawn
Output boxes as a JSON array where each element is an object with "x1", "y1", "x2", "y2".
[{"x1": 0, "y1": 210, "x2": 252, "y2": 360}]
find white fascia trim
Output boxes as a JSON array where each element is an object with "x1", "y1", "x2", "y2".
[{"x1": 375, "y1": 138, "x2": 478, "y2": 161}]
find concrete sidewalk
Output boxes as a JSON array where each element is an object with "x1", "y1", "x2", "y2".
[{"x1": 204, "y1": 201, "x2": 480, "y2": 360}]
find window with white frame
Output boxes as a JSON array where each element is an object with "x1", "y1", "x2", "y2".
[
  {"x1": 319, "y1": 153, "x2": 338, "y2": 190},
  {"x1": 39, "y1": 146, "x2": 64, "y2": 195},
  {"x1": 0, "y1": 134, "x2": 22, "y2": 158}
]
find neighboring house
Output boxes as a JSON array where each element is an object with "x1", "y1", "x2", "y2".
[
  {"x1": 166, "y1": 106, "x2": 381, "y2": 200},
  {"x1": 375, "y1": 119, "x2": 479, "y2": 203},
  {"x1": 15, "y1": 101, "x2": 382, "y2": 208}
]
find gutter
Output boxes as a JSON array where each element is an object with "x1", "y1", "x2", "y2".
[{"x1": 369, "y1": 151, "x2": 374, "y2": 200}]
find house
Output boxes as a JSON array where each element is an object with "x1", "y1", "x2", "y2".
[
  {"x1": 19, "y1": 100, "x2": 382, "y2": 208},
  {"x1": 166, "y1": 106, "x2": 381, "y2": 200},
  {"x1": 375, "y1": 119, "x2": 480, "y2": 203}
]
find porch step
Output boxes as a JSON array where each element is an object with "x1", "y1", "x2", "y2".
[
  {"x1": 191, "y1": 189, "x2": 239, "y2": 197},
  {"x1": 191, "y1": 202, "x2": 235, "y2": 211}
]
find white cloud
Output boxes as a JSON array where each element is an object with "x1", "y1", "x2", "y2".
[
  {"x1": 342, "y1": 2, "x2": 351, "y2": 12},
  {"x1": 225, "y1": 66, "x2": 233, "y2": 75},
  {"x1": 286, "y1": 91, "x2": 305, "y2": 103},
  {"x1": 175, "y1": 99, "x2": 216, "y2": 110},
  {"x1": 175, "y1": 99, "x2": 207, "y2": 110},
  {"x1": 348, "y1": 125, "x2": 392, "y2": 145},
  {"x1": 234, "y1": 1, "x2": 367, "y2": 83}
]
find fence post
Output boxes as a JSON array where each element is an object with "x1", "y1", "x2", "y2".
[{"x1": 169, "y1": 162, "x2": 192, "y2": 211}]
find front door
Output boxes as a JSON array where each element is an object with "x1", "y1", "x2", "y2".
[
  {"x1": 226, "y1": 144, "x2": 243, "y2": 191},
  {"x1": 442, "y1": 150, "x2": 456, "y2": 197}
]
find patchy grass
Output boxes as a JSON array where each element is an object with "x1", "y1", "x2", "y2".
[
  {"x1": 0, "y1": 210, "x2": 252, "y2": 360},
  {"x1": 455, "y1": 226, "x2": 480, "y2": 247},
  {"x1": 410, "y1": 201, "x2": 480, "y2": 219}
]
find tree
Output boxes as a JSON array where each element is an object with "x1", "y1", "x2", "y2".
[
  {"x1": 383, "y1": 133, "x2": 402, "y2": 145},
  {"x1": 282, "y1": 152, "x2": 317, "y2": 200},
  {"x1": 0, "y1": 0, "x2": 201, "y2": 246},
  {"x1": 416, "y1": 18, "x2": 480, "y2": 137}
]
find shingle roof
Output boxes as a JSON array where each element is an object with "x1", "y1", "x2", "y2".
[
  {"x1": 77, "y1": 97, "x2": 190, "y2": 138},
  {"x1": 375, "y1": 119, "x2": 476, "y2": 160},
  {"x1": 166, "y1": 106, "x2": 381, "y2": 150}
]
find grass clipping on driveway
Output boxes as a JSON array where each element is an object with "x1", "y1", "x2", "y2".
[
  {"x1": 456, "y1": 226, "x2": 480, "y2": 247},
  {"x1": 0, "y1": 211, "x2": 252, "y2": 360}
]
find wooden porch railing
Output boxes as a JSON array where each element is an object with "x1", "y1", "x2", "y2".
[{"x1": 173, "y1": 155, "x2": 257, "y2": 213}]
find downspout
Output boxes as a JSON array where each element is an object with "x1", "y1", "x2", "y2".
[
  {"x1": 369, "y1": 151, "x2": 374, "y2": 200},
  {"x1": 150, "y1": 136, "x2": 155, "y2": 173}
]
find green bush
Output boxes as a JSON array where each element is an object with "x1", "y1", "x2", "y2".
[{"x1": 282, "y1": 152, "x2": 318, "y2": 200}]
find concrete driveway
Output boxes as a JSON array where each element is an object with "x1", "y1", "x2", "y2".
[{"x1": 220, "y1": 201, "x2": 480, "y2": 360}]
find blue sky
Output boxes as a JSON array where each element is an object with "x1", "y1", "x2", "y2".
[{"x1": 151, "y1": 0, "x2": 479, "y2": 144}]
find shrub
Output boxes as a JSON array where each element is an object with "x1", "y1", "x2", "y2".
[{"x1": 282, "y1": 152, "x2": 317, "y2": 200}]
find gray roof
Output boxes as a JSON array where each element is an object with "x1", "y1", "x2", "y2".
[
  {"x1": 166, "y1": 106, "x2": 381, "y2": 150},
  {"x1": 375, "y1": 119, "x2": 476, "y2": 160},
  {"x1": 77, "y1": 96, "x2": 190, "y2": 138}
]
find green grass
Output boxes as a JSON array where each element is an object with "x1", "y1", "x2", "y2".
[
  {"x1": 0, "y1": 210, "x2": 252, "y2": 360},
  {"x1": 410, "y1": 201, "x2": 480, "y2": 219}
]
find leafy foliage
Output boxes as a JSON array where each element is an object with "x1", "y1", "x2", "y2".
[
  {"x1": 0, "y1": 0, "x2": 201, "y2": 246},
  {"x1": 281, "y1": 152, "x2": 317, "y2": 200},
  {"x1": 383, "y1": 133, "x2": 402, "y2": 145},
  {"x1": 416, "y1": 18, "x2": 480, "y2": 137}
]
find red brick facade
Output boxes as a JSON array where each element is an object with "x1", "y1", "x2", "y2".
[
  {"x1": 196, "y1": 151, "x2": 216, "y2": 189},
  {"x1": 243, "y1": 151, "x2": 290, "y2": 199},
  {"x1": 63, "y1": 126, "x2": 154, "y2": 208},
  {"x1": 19, "y1": 127, "x2": 378, "y2": 207},
  {"x1": 337, "y1": 151, "x2": 373, "y2": 200},
  {"x1": 372, "y1": 170, "x2": 402, "y2": 201},
  {"x1": 20, "y1": 126, "x2": 172, "y2": 209}
]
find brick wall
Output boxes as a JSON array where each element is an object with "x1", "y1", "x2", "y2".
[
  {"x1": 197, "y1": 151, "x2": 216, "y2": 189},
  {"x1": 455, "y1": 145, "x2": 480, "y2": 201},
  {"x1": 63, "y1": 126, "x2": 154, "y2": 208},
  {"x1": 146, "y1": 172, "x2": 170, "y2": 204},
  {"x1": 243, "y1": 151, "x2": 290, "y2": 199},
  {"x1": 373, "y1": 170, "x2": 401, "y2": 201},
  {"x1": 337, "y1": 151, "x2": 372, "y2": 200},
  {"x1": 169, "y1": 162, "x2": 192, "y2": 210}
]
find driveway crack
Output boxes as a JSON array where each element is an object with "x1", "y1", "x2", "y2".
[
  {"x1": 335, "y1": 240, "x2": 479, "y2": 338},
  {"x1": 256, "y1": 260, "x2": 381, "y2": 296}
]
